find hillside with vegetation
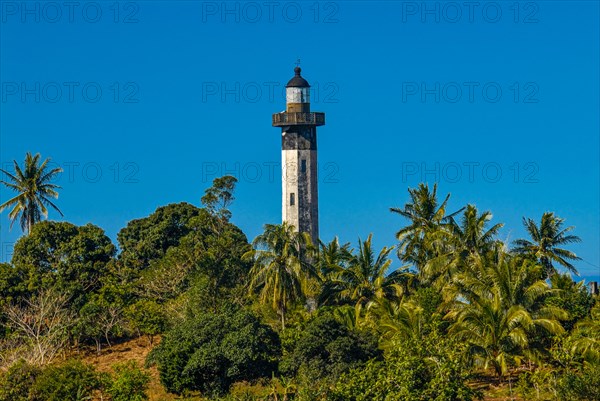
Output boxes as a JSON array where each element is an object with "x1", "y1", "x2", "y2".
[{"x1": 0, "y1": 153, "x2": 598, "y2": 400}]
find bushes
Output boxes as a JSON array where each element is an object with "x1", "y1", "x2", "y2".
[
  {"x1": 105, "y1": 361, "x2": 151, "y2": 401},
  {"x1": 516, "y1": 363, "x2": 600, "y2": 401},
  {"x1": 0, "y1": 359, "x2": 150, "y2": 401},
  {"x1": 280, "y1": 313, "x2": 380, "y2": 383},
  {"x1": 29, "y1": 359, "x2": 100, "y2": 401},
  {"x1": 556, "y1": 363, "x2": 600, "y2": 401},
  {"x1": 148, "y1": 308, "x2": 281, "y2": 397},
  {"x1": 0, "y1": 360, "x2": 41, "y2": 401},
  {"x1": 328, "y1": 334, "x2": 479, "y2": 401}
]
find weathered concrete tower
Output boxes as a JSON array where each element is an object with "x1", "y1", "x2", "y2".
[{"x1": 272, "y1": 67, "x2": 325, "y2": 243}]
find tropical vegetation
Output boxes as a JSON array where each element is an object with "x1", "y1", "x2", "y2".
[{"x1": 0, "y1": 153, "x2": 598, "y2": 400}]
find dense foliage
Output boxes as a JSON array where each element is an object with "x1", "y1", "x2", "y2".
[
  {"x1": 148, "y1": 308, "x2": 281, "y2": 396},
  {"x1": 0, "y1": 169, "x2": 598, "y2": 400},
  {"x1": 329, "y1": 333, "x2": 478, "y2": 401},
  {"x1": 0, "y1": 359, "x2": 150, "y2": 401},
  {"x1": 280, "y1": 312, "x2": 380, "y2": 383}
]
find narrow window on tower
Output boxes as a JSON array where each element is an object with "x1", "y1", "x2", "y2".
[
  {"x1": 301, "y1": 159, "x2": 307, "y2": 173},
  {"x1": 290, "y1": 193, "x2": 295, "y2": 206}
]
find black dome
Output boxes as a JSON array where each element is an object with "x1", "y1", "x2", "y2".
[{"x1": 286, "y1": 67, "x2": 310, "y2": 88}]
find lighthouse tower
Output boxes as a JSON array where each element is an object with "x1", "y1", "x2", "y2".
[{"x1": 272, "y1": 67, "x2": 325, "y2": 243}]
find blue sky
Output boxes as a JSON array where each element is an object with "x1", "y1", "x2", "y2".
[{"x1": 1, "y1": 1, "x2": 599, "y2": 281}]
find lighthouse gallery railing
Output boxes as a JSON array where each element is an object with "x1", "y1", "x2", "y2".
[{"x1": 272, "y1": 112, "x2": 325, "y2": 126}]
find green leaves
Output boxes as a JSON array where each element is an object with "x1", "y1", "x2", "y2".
[
  {"x1": 390, "y1": 183, "x2": 463, "y2": 270},
  {"x1": 148, "y1": 308, "x2": 280, "y2": 397},
  {"x1": 280, "y1": 313, "x2": 379, "y2": 383},
  {"x1": 29, "y1": 360, "x2": 101, "y2": 401},
  {"x1": 247, "y1": 223, "x2": 316, "y2": 329},
  {"x1": 10, "y1": 221, "x2": 115, "y2": 308},
  {"x1": 125, "y1": 300, "x2": 166, "y2": 345},
  {"x1": 116, "y1": 202, "x2": 204, "y2": 270},
  {"x1": 329, "y1": 333, "x2": 478, "y2": 401},
  {"x1": 0, "y1": 152, "x2": 63, "y2": 234},
  {"x1": 446, "y1": 253, "x2": 566, "y2": 376},
  {"x1": 319, "y1": 234, "x2": 403, "y2": 311},
  {"x1": 105, "y1": 361, "x2": 150, "y2": 401},
  {"x1": 201, "y1": 175, "x2": 238, "y2": 222},
  {"x1": 513, "y1": 212, "x2": 581, "y2": 277}
]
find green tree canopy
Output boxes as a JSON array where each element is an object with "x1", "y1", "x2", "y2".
[
  {"x1": 280, "y1": 312, "x2": 380, "y2": 383},
  {"x1": 320, "y1": 234, "x2": 405, "y2": 312},
  {"x1": 117, "y1": 202, "x2": 204, "y2": 270},
  {"x1": 391, "y1": 183, "x2": 463, "y2": 271},
  {"x1": 513, "y1": 212, "x2": 581, "y2": 277},
  {"x1": 148, "y1": 308, "x2": 280, "y2": 397},
  {"x1": 10, "y1": 221, "x2": 115, "y2": 307},
  {"x1": 201, "y1": 175, "x2": 238, "y2": 222}
]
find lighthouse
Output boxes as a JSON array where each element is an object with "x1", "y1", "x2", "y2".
[{"x1": 272, "y1": 67, "x2": 325, "y2": 243}]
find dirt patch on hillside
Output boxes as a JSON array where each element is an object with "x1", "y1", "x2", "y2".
[{"x1": 79, "y1": 337, "x2": 182, "y2": 400}]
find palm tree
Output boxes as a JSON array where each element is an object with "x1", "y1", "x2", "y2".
[
  {"x1": 390, "y1": 183, "x2": 463, "y2": 271},
  {"x1": 450, "y1": 205, "x2": 504, "y2": 257},
  {"x1": 446, "y1": 250, "x2": 566, "y2": 376},
  {"x1": 367, "y1": 298, "x2": 425, "y2": 348},
  {"x1": 316, "y1": 237, "x2": 352, "y2": 306},
  {"x1": 316, "y1": 237, "x2": 353, "y2": 278},
  {"x1": 424, "y1": 205, "x2": 504, "y2": 288},
  {"x1": 245, "y1": 223, "x2": 316, "y2": 329},
  {"x1": 571, "y1": 304, "x2": 600, "y2": 364},
  {"x1": 320, "y1": 234, "x2": 404, "y2": 313},
  {"x1": 513, "y1": 212, "x2": 581, "y2": 277},
  {"x1": 0, "y1": 152, "x2": 63, "y2": 234}
]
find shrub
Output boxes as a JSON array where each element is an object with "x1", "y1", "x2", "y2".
[
  {"x1": 0, "y1": 359, "x2": 41, "y2": 401},
  {"x1": 126, "y1": 300, "x2": 166, "y2": 345},
  {"x1": 148, "y1": 308, "x2": 280, "y2": 397},
  {"x1": 280, "y1": 313, "x2": 380, "y2": 383},
  {"x1": 557, "y1": 363, "x2": 600, "y2": 401},
  {"x1": 106, "y1": 361, "x2": 150, "y2": 401},
  {"x1": 29, "y1": 359, "x2": 100, "y2": 401},
  {"x1": 328, "y1": 333, "x2": 479, "y2": 401}
]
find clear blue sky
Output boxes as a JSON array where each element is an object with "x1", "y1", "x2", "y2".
[{"x1": 1, "y1": 1, "x2": 598, "y2": 281}]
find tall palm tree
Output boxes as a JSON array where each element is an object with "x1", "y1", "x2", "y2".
[
  {"x1": 513, "y1": 212, "x2": 581, "y2": 277},
  {"x1": 245, "y1": 223, "x2": 316, "y2": 329},
  {"x1": 320, "y1": 234, "x2": 404, "y2": 312},
  {"x1": 390, "y1": 183, "x2": 463, "y2": 271},
  {"x1": 0, "y1": 152, "x2": 63, "y2": 234},
  {"x1": 450, "y1": 205, "x2": 504, "y2": 257}
]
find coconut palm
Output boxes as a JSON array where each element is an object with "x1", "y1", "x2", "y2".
[
  {"x1": 316, "y1": 237, "x2": 353, "y2": 278},
  {"x1": 245, "y1": 223, "x2": 316, "y2": 329},
  {"x1": 450, "y1": 205, "x2": 504, "y2": 257},
  {"x1": 316, "y1": 237, "x2": 352, "y2": 306},
  {"x1": 0, "y1": 152, "x2": 63, "y2": 234},
  {"x1": 390, "y1": 183, "x2": 463, "y2": 271},
  {"x1": 424, "y1": 205, "x2": 504, "y2": 288},
  {"x1": 446, "y1": 251, "x2": 566, "y2": 376},
  {"x1": 320, "y1": 234, "x2": 404, "y2": 313},
  {"x1": 513, "y1": 212, "x2": 581, "y2": 277},
  {"x1": 367, "y1": 298, "x2": 425, "y2": 348},
  {"x1": 571, "y1": 304, "x2": 600, "y2": 364}
]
